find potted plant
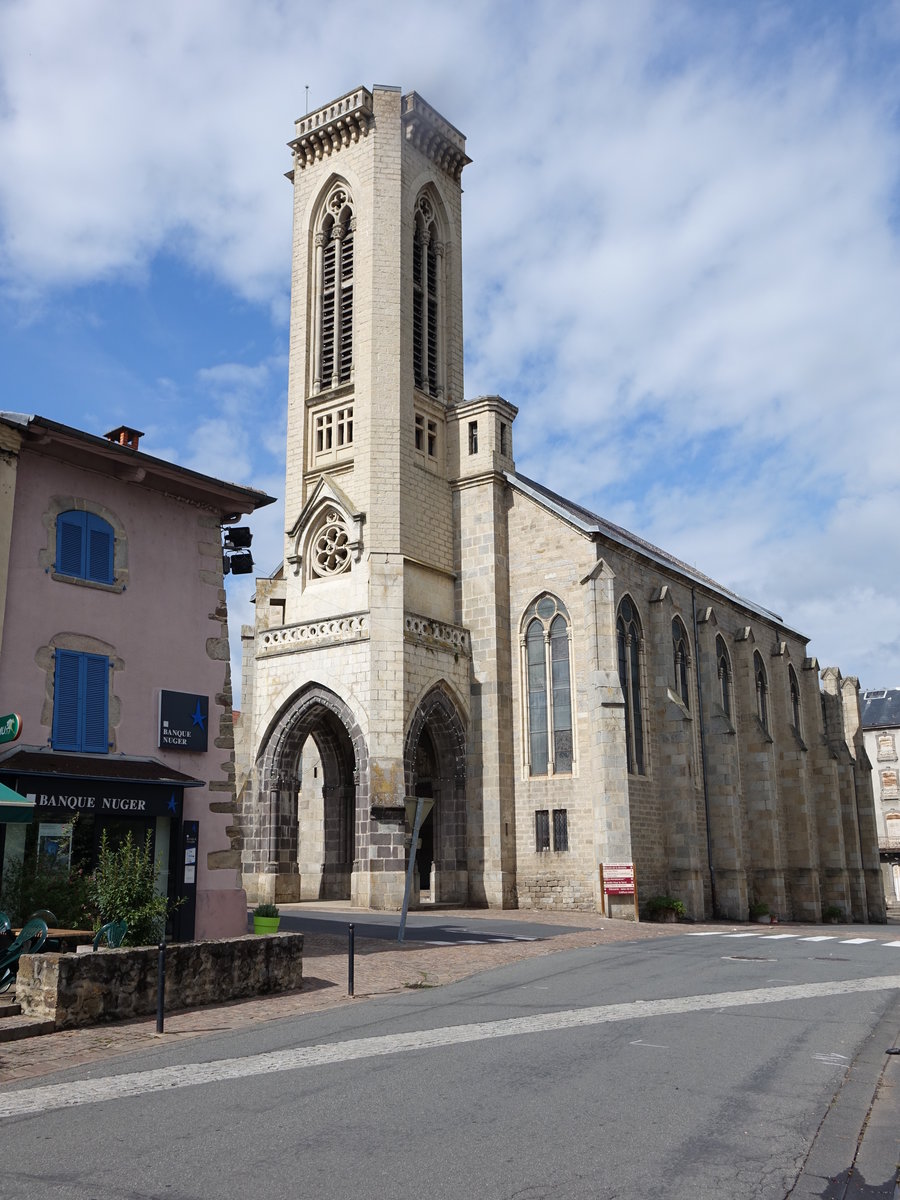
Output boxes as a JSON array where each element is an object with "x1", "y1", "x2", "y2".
[
  {"x1": 252, "y1": 902, "x2": 281, "y2": 935},
  {"x1": 822, "y1": 904, "x2": 844, "y2": 925},
  {"x1": 644, "y1": 895, "x2": 686, "y2": 923},
  {"x1": 749, "y1": 901, "x2": 771, "y2": 924}
]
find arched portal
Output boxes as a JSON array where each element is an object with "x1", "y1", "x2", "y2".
[
  {"x1": 404, "y1": 685, "x2": 467, "y2": 905},
  {"x1": 251, "y1": 685, "x2": 367, "y2": 904}
]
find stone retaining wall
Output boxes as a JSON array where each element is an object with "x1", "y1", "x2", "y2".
[{"x1": 15, "y1": 933, "x2": 304, "y2": 1030}]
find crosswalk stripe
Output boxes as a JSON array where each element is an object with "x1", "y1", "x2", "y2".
[
  {"x1": 798, "y1": 936, "x2": 836, "y2": 942},
  {"x1": 839, "y1": 938, "x2": 876, "y2": 945},
  {"x1": 759, "y1": 934, "x2": 798, "y2": 940}
]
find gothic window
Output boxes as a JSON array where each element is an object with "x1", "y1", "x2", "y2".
[
  {"x1": 313, "y1": 183, "x2": 354, "y2": 393},
  {"x1": 716, "y1": 635, "x2": 732, "y2": 718},
  {"x1": 309, "y1": 508, "x2": 352, "y2": 578},
  {"x1": 754, "y1": 651, "x2": 769, "y2": 731},
  {"x1": 413, "y1": 194, "x2": 442, "y2": 397},
  {"x1": 535, "y1": 809, "x2": 550, "y2": 852},
  {"x1": 617, "y1": 597, "x2": 645, "y2": 775},
  {"x1": 789, "y1": 665, "x2": 802, "y2": 734},
  {"x1": 672, "y1": 617, "x2": 691, "y2": 708},
  {"x1": 552, "y1": 809, "x2": 569, "y2": 852},
  {"x1": 522, "y1": 595, "x2": 574, "y2": 776}
]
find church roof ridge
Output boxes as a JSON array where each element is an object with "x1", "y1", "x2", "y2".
[{"x1": 508, "y1": 470, "x2": 791, "y2": 630}]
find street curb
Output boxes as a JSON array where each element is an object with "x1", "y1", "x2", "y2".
[{"x1": 788, "y1": 992, "x2": 900, "y2": 1198}]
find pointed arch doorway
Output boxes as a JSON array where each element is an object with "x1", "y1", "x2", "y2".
[
  {"x1": 405, "y1": 686, "x2": 468, "y2": 906},
  {"x1": 253, "y1": 685, "x2": 366, "y2": 904}
]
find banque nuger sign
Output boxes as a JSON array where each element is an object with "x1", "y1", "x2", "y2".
[{"x1": 24, "y1": 777, "x2": 183, "y2": 820}]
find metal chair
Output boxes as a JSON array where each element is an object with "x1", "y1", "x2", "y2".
[
  {"x1": 0, "y1": 918, "x2": 48, "y2": 993},
  {"x1": 92, "y1": 919, "x2": 127, "y2": 950}
]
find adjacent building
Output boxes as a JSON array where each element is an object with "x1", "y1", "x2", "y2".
[
  {"x1": 0, "y1": 414, "x2": 273, "y2": 939},
  {"x1": 860, "y1": 689, "x2": 900, "y2": 912},
  {"x1": 236, "y1": 85, "x2": 883, "y2": 923}
]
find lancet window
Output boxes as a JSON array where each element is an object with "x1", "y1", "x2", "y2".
[
  {"x1": 413, "y1": 194, "x2": 443, "y2": 398},
  {"x1": 716, "y1": 635, "x2": 732, "y2": 719},
  {"x1": 313, "y1": 183, "x2": 354, "y2": 393},
  {"x1": 789, "y1": 665, "x2": 801, "y2": 734},
  {"x1": 522, "y1": 595, "x2": 574, "y2": 776},
  {"x1": 672, "y1": 617, "x2": 691, "y2": 708},
  {"x1": 616, "y1": 597, "x2": 645, "y2": 775},
  {"x1": 754, "y1": 651, "x2": 769, "y2": 731}
]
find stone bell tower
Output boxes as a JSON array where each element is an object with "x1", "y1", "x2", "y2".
[{"x1": 243, "y1": 86, "x2": 474, "y2": 909}]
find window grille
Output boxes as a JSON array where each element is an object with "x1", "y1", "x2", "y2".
[
  {"x1": 535, "y1": 809, "x2": 550, "y2": 852},
  {"x1": 552, "y1": 809, "x2": 569, "y2": 852}
]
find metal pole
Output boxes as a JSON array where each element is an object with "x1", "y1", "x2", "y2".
[
  {"x1": 156, "y1": 941, "x2": 166, "y2": 1034},
  {"x1": 398, "y1": 797, "x2": 425, "y2": 943},
  {"x1": 348, "y1": 923, "x2": 355, "y2": 997}
]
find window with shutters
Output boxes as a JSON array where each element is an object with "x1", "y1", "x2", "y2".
[
  {"x1": 312, "y1": 182, "x2": 354, "y2": 394},
  {"x1": 51, "y1": 649, "x2": 109, "y2": 753},
  {"x1": 55, "y1": 511, "x2": 114, "y2": 584},
  {"x1": 522, "y1": 595, "x2": 574, "y2": 776}
]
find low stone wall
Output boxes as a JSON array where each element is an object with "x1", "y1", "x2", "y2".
[{"x1": 15, "y1": 933, "x2": 304, "y2": 1030}]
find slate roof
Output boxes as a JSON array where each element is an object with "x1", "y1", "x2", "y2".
[
  {"x1": 508, "y1": 471, "x2": 790, "y2": 630},
  {"x1": 860, "y1": 689, "x2": 900, "y2": 730}
]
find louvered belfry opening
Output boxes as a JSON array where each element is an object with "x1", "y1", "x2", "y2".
[
  {"x1": 413, "y1": 194, "x2": 439, "y2": 397},
  {"x1": 317, "y1": 185, "x2": 354, "y2": 392}
]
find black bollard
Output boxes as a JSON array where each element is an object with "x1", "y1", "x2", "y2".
[
  {"x1": 348, "y1": 922, "x2": 355, "y2": 997},
  {"x1": 156, "y1": 940, "x2": 166, "y2": 1034}
]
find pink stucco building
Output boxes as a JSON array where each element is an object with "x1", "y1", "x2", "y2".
[{"x1": 0, "y1": 414, "x2": 273, "y2": 939}]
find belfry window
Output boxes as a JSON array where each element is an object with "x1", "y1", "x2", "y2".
[
  {"x1": 754, "y1": 651, "x2": 769, "y2": 731},
  {"x1": 314, "y1": 184, "x2": 354, "y2": 393},
  {"x1": 672, "y1": 617, "x2": 691, "y2": 708},
  {"x1": 716, "y1": 635, "x2": 732, "y2": 719},
  {"x1": 522, "y1": 595, "x2": 574, "y2": 776},
  {"x1": 617, "y1": 597, "x2": 645, "y2": 775},
  {"x1": 413, "y1": 194, "x2": 442, "y2": 398}
]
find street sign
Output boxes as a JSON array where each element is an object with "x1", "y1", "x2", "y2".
[
  {"x1": 599, "y1": 862, "x2": 639, "y2": 919},
  {"x1": 0, "y1": 713, "x2": 22, "y2": 744}
]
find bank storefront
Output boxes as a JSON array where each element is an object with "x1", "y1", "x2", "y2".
[{"x1": 0, "y1": 747, "x2": 203, "y2": 939}]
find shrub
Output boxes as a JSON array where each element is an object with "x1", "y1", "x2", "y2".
[
  {"x1": 0, "y1": 857, "x2": 96, "y2": 929},
  {"x1": 253, "y1": 903, "x2": 279, "y2": 918},
  {"x1": 749, "y1": 901, "x2": 770, "y2": 918},
  {"x1": 645, "y1": 895, "x2": 686, "y2": 919},
  {"x1": 89, "y1": 831, "x2": 176, "y2": 946},
  {"x1": 822, "y1": 904, "x2": 844, "y2": 922}
]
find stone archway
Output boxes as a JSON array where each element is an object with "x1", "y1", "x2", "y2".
[
  {"x1": 247, "y1": 684, "x2": 367, "y2": 905},
  {"x1": 404, "y1": 684, "x2": 467, "y2": 905}
]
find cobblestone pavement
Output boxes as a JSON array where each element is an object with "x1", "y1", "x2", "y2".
[{"x1": 0, "y1": 911, "x2": 702, "y2": 1085}]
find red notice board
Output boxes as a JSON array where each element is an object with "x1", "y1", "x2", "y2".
[{"x1": 599, "y1": 862, "x2": 638, "y2": 918}]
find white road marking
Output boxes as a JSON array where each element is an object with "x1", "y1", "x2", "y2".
[
  {"x1": 813, "y1": 1052, "x2": 849, "y2": 1066},
  {"x1": 759, "y1": 934, "x2": 798, "y2": 940},
  {"x1": 629, "y1": 1040, "x2": 668, "y2": 1049},
  {"x1": 2, "y1": 975, "x2": 898, "y2": 1120},
  {"x1": 721, "y1": 933, "x2": 761, "y2": 939},
  {"x1": 798, "y1": 936, "x2": 836, "y2": 942},
  {"x1": 840, "y1": 938, "x2": 876, "y2": 945},
  {"x1": 885, "y1": 941, "x2": 900, "y2": 948},
  {"x1": 685, "y1": 932, "x2": 721, "y2": 936}
]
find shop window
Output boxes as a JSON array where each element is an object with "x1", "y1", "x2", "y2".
[
  {"x1": 55, "y1": 511, "x2": 114, "y2": 584},
  {"x1": 51, "y1": 649, "x2": 109, "y2": 753}
]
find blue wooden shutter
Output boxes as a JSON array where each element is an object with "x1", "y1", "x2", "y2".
[
  {"x1": 56, "y1": 512, "x2": 85, "y2": 577},
  {"x1": 52, "y1": 649, "x2": 83, "y2": 750},
  {"x1": 82, "y1": 653, "x2": 109, "y2": 752},
  {"x1": 86, "y1": 514, "x2": 114, "y2": 583}
]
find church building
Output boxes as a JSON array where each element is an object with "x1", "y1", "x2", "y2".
[{"x1": 236, "y1": 85, "x2": 883, "y2": 924}]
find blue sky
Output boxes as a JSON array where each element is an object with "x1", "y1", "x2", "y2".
[{"x1": 2, "y1": 0, "x2": 900, "y2": 703}]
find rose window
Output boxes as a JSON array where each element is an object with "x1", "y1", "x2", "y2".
[{"x1": 311, "y1": 510, "x2": 351, "y2": 577}]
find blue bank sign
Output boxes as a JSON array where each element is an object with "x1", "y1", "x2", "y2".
[{"x1": 159, "y1": 691, "x2": 209, "y2": 752}]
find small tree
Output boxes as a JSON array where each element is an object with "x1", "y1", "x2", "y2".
[{"x1": 89, "y1": 830, "x2": 172, "y2": 946}]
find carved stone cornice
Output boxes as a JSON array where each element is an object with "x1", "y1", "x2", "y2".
[
  {"x1": 401, "y1": 92, "x2": 471, "y2": 182},
  {"x1": 288, "y1": 87, "x2": 374, "y2": 172}
]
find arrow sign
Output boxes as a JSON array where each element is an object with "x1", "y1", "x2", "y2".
[{"x1": 0, "y1": 713, "x2": 22, "y2": 745}]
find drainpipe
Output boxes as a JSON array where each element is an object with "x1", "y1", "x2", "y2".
[{"x1": 692, "y1": 587, "x2": 717, "y2": 917}]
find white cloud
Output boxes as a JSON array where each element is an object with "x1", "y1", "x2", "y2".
[{"x1": 2, "y1": 0, "x2": 900, "y2": 693}]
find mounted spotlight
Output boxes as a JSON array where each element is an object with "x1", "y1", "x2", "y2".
[
  {"x1": 224, "y1": 550, "x2": 254, "y2": 575},
  {"x1": 223, "y1": 526, "x2": 253, "y2": 550}
]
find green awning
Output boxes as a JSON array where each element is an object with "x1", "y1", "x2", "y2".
[{"x1": 0, "y1": 780, "x2": 34, "y2": 824}]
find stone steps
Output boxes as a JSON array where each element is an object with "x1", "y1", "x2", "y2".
[{"x1": 0, "y1": 998, "x2": 56, "y2": 1042}]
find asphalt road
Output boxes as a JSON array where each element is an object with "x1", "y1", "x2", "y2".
[
  {"x1": 269, "y1": 905, "x2": 590, "y2": 944},
  {"x1": 2, "y1": 928, "x2": 899, "y2": 1200}
]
